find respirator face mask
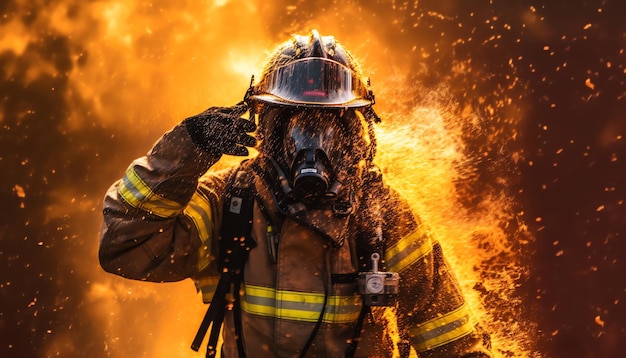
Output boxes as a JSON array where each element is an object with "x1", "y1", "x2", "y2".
[{"x1": 281, "y1": 110, "x2": 367, "y2": 204}]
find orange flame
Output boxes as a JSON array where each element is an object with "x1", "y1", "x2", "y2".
[{"x1": 1, "y1": 0, "x2": 535, "y2": 356}]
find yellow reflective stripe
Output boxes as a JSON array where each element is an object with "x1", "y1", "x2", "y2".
[
  {"x1": 409, "y1": 303, "x2": 475, "y2": 352},
  {"x1": 194, "y1": 276, "x2": 220, "y2": 303},
  {"x1": 118, "y1": 166, "x2": 183, "y2": 217},
  {"x1": 183, "y1": 192, "x2": 214, "y2": 271},
  {"x1": 326, "y1": 295, "x2": 364, "y2": 323},
  {"x1": 242, "y1": 284, "x2": 362, "y2": 323},
  {"x1": 385, "y1": 227, "x2": 433, "y2": 273},
  {"x1": 197, "y1": 243, "x2": 211, "y2": 271}
]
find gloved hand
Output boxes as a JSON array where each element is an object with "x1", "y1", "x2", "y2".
[{"x1": 184, "y1": 102, "x2": 257, "y2": 157}]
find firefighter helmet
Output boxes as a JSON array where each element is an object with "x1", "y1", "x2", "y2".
[{"x1": 247, "y1": 30, "x2": 374, "y2": 108}]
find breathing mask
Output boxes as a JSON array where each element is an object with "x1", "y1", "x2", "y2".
[{"x1": 273, "y1": 110, "x2": 367, "y2": 205}]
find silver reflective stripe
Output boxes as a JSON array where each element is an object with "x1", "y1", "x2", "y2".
[
  {"x1": 409, "y1": 303, "x2": 475, "y2": 352},
  {"x1": 183, "y1": 192, "x2": 214, "y2": 271},
  {"x1": 118, "y1": 165, "x2": 183, "y2": 217},
  {"x1": 385, "y1": 227, "x2": 433, "y2": 273}
]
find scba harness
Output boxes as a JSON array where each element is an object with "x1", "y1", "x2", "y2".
[
  {"x1": 191, "y1": 166, "x2": 256, "y2": 357},
  {"x1": 191, "y1": 160, "x2": 399, "y2": 358}
]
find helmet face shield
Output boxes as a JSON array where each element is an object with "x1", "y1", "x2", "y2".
[{"x1": 252, "y1": 58, "x2": 372, "y2": 108}]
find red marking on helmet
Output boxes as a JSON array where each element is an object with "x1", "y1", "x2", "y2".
[{"x1": 302, "y1": 90, "x2": 327, "y2": 97}]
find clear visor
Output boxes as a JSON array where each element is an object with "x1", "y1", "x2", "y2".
[
  {"x1": 284, "y1": 113, "x2": 340, "y2": 164},
  {"x1": 253, "y1": 58, "x2": 372, "y2": 107}
]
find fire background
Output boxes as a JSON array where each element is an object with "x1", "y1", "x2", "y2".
[{"x1": 1, "y1": 0, "x2": 625, "y2": 357}]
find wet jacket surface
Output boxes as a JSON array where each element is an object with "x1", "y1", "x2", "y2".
[{"x1": 99, "y1": 122, "x2": 492, "y2": 357}]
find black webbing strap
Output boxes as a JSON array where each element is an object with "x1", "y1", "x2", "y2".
[
  {"x1": 232, "y1": 279, "x2": 245, "y2": 355},
  {"x1": 206, "y1": 299, "x2": 226, "y2": 357},
  {"x1": 190, "y1": 275, "x2": 231, "y2": 356},
  {"x1": 345, "y1": 305, "x2": 371, "y2": 357},
  {"x1": 191, "y1": 164, "x2": 257, "y2": 357},
  {"x1": 331, "y1": 272, "x2": 359, "y2": 284}
]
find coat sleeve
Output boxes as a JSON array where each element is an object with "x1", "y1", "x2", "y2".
[
  {"x1": 382, "y1": 187, "x2": 493, "y2": 357},
  {"x1": 98, "y1": 122, "x2": 227, "y2": 282}
]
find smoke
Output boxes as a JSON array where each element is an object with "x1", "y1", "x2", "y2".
[{"x1": 2, "y1": 0, "x2": 625, "y2": 357}]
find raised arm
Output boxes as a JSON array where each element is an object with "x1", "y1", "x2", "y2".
[{"x1": 98, "y1": 104, "x2": 256, "y2": 282}]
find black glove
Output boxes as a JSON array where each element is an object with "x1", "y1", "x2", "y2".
[{"x1": 184, "y1": 102, "x2": 257, "y2": 157}]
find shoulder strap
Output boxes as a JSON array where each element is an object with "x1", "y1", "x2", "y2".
[
  {"x1": 219, "y1": 164, "x2": 257, "y2": 273},
  {"x1": 192, "y1": 161, "x2": 257, "y2": 358}
]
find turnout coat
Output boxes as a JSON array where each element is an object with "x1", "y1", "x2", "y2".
[{"x1": 99, "y1": 122, "x2": 492, "y2": 357}]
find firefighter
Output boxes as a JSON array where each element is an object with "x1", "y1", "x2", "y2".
[{"x1": 99, "y1": 30, "x2": 492, "y2": 357}]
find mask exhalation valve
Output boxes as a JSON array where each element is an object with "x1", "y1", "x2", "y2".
[{"x1": 291, "y1": 148, "x2": 332, "y2": 199}]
